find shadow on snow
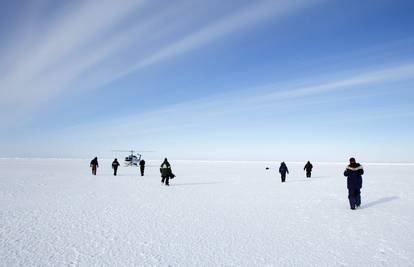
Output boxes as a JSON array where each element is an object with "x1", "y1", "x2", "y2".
[
  {"x1": 170, "y1": 181, "x2": 223, "y2": 187},
  {"x1": 362, "y1": 196, "x2": 399, "y2": 209},
  {"x1": 284, "y1": 177, "x2": 328, "y2": 183}
]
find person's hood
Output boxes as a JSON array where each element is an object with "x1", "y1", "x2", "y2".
[{"x1": 347, "y1": 163, "x2": 363, "y2": 170}]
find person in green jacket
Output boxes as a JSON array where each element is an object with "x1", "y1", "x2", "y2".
[{"x1": 160, "y1": 158, "x2": 173, "y2": 186}]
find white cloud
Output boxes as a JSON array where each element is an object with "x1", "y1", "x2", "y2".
[
  {"x1": 247, "y1": 63, "x2": 414, "y2": 104},
  {"x1": 3, "y1": 61, "x2": 414, "y2": 160},
  {"x1": 0, "y1": 0, "x2": 146, "y2": 118},
  {"x1": 62, "y1": 62, "x2": 414, "y2": 137},
  {"x1": 111, "y1": 0, "x2": 319, "y2": 77},
  {"x1": 0, "y1": 0, "x2": 320, "y2": 122}
]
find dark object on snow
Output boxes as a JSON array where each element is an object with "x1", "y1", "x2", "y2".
[
  {"x1": 266, "y1": 167, "x2": 270, "y2": 170},
  {"x1": 343, "y1": 157, "x2": 364, "y2": 210},
  {"x1": 90, "y1": 157, "x2": 99, "y2": 175},
  {"x1": 304, "y1": 161, "x2": 313, "y2": 178},
  {"x1": 279, "y1": 162, "x2": 289, "y2": 183},
  {"x1": 160, "y1": 158, "x2": 173, "y2": 186},
  {"x1": 139, "y1": 159, "x2": 146, "y2": 176},
  {"x1": 112, "y1": 158, "x2": 120, "y2": 176}
]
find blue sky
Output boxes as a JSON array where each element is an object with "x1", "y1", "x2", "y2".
[{"x1": 1, "y1": 0, "x2": 414, "y2": 162}]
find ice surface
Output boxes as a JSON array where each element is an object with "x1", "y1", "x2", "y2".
[{"x1": 0, "y1": 159, "x2": 413, "y2": 266}]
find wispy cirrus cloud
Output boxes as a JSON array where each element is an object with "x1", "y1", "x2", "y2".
[
  {"x1": 0, "y1": 0, "x2": 146, "y2": 117},
  {"x1": 109, "y1": 0, "x2": 320, "y2": 79},
  {"x1": 0, "y1": 0, "x2": 320, "y2": 122},
  {"x1": 246, "y1": 62, "x2": 414, "y2": 104},
  {"x1": 3, "y1": 60, "x2": 414, "y2": 160},
  {"x1": 63, "y1": 61, "x2": 414, "y2": 137}
]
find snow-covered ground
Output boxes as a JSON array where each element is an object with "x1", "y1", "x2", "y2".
[{"x1": 0, "y1": 159, "x2": 413, "y2": 266}]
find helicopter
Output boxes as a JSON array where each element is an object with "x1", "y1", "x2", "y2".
[{"x1": 113, "y1": 150, "x2": 153, "y2": 167}]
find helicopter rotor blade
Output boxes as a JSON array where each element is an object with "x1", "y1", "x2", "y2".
[{"x1": 112, "y1": 150, "x2": 155, "y2": 152}]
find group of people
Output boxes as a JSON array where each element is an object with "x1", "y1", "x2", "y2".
[
  {"x1": 277, "y1": 158, "x2": 364, "y2": 210},
  {"x1": 89, "y1": 157, "x2": 146, "y2": 176},
  {"x1": 90, "y1": 156, "x2": 364, "y2": 210},
  {"x1": 89, "y1": 157, "x2": 175, "y2": 186},
  {"x1": 277, "y1": 161, "x2": 313, "y2": 182}
]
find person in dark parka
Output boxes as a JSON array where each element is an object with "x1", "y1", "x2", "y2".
[
  {"x1": 90, "y1": 157, "x2": 99, "y2": 175},
  {"x1": 160, "y1": 158, "x2": 173, "y2": 186},
  {"x1": 112, "y1": 158, "x2": 120, "y2": 176},
  {"x1": 279, "y1": 162, "x2": 289, "y2": 183},
  {"x1": 343, "y1": 157, "x2": 364, "y2": 210},
  {"x1": 139, "y1": 159, "x2": 146, "y2": 176},
  {"x1": 304, "y1": 161, "x2": 313, "y2": 178}
]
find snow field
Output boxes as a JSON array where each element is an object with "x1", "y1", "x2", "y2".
[{"x1": 0, "y1": 159, "x2": 413, "y2": 266}]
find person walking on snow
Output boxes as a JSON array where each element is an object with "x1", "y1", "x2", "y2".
[
  {"x1": 304, "y1": 161, "x2": 313, "y2": 178},
  {"x1": 279, "y1": 162, "x2": 289, "y2": 183},
  {"x1": 112, "y1": 158, "x2": 120, "y2": 176},
  {"x1": 343, "y1": 157, "x2": 364, "y2": 210},
  {"x1": 139, "y1": 159, "x2": 146, "y2": 176},
  {"x1": 90, "y1": 157, "x2": 99, "y2": 175},
  {"x1": 160, "y1": 158, "x2": 173, "y2": 186}
]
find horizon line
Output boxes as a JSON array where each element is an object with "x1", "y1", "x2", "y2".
[{"x1": 1, "y1": 157, "x2": 413, "y2": 166}]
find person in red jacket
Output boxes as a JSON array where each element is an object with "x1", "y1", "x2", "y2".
[{"x1": 90, "y1": 157, "x2": 99, "y2": 175}]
